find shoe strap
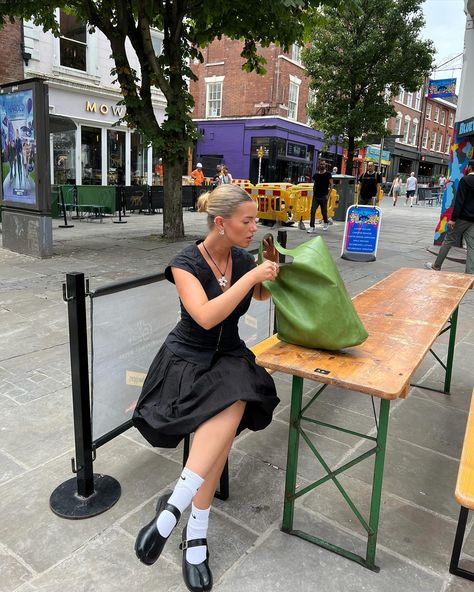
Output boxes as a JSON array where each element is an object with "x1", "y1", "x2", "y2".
[
  {"x1": 179, "y1": 538, "x2": 207, "y2": 551},
  {"x1": 164, "y1": 502, "x2": 181, "y2": 523}
]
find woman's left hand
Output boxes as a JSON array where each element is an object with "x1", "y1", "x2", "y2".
[{"x1": 263, "y1": 235, "x2": 278, "y2": 263}]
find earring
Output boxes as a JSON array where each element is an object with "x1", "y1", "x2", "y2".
[{"x1": 219, "y1": 229, "x2": 225, "y2": 236}]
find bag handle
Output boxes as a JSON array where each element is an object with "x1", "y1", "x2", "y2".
[{"x1": 258, "y1": 232, "x2": 295, "y2": 265}]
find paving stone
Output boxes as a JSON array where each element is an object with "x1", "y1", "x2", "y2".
[
  {"x1": 0, "y1": 450, "x2": 26, "y2": 485},
  {"x1": 0, "y1": 545, "x2": 33, "y2": 592}
]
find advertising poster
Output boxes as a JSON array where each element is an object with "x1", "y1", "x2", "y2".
[
  {"x1": 427, "y1": 78, "x2": 456, "y2": 99},
  {"x1": 341, "y1": 205, "x2": 382, "y2": 262},
  {"x1": 0, "y1": 89, "x2": 37, "y2": 206}
]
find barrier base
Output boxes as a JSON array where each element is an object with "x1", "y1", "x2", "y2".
[{"x1": 50, "y1": 473, "x2": 121, "y2": 520}]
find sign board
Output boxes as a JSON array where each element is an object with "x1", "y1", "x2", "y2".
[
  {"x1": 365, "y1": 145, "x2": 391, "y2": 164},
  {"x1": 0, "y1": 78, "x2": 50, "y2": 213},
  {"x1": 458, "y1": 116, "x2": 474, "y2": 138},
  {"x1": 287, "y1": 141, "x2": 307, "y2": 159},
  {"x1": 341, "y1": 205, "x2": 382, "y2": 262},
  {"x1": 427, "y1": 78, "x2": 456, "y2": 99}
]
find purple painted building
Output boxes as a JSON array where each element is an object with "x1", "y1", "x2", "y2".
[{"x1": 194, "y1": 116, "x2": 341, "y2": 184}]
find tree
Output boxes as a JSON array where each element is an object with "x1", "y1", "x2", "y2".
[
  {"x1": 303, "y1": 0, "x2": 434, "y2": 175},
  {"x1": 1, "y1": 1, "x2": 330, "y2": 238}
]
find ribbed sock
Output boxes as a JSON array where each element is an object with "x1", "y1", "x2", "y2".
[
  {"x1": 156, "y1": 468, "x2": 204, "y2": 537},
  {"x1": 186, "y1": 503, "x2": 211, "y2": 565}
]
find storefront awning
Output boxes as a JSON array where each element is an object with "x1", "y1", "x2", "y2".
[{"x1": 49, "y1": 114, "x2": 77, "y2": 134}]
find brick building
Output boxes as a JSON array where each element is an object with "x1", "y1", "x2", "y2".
[
  {"x1": 190, "y1": 38, "x2": 339, "y2": 183},
  {"x1": 0, "y1": 18, "x2": 25, "y2": 83}
]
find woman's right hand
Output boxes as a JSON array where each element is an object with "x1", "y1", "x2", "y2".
[{"x1": 251, "y1": 259, "x2": 279, "y2": 284}]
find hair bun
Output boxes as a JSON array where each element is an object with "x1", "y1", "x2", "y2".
[{"x1": 197, "y1": 191, "x2": 211, "y2": 213}]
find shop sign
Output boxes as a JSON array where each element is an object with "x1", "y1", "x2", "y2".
[
  {"x1": 341, "y1": 205, "x2": 382, "y2": 262},
  {"x1": 85, "y1": 101, "x2": 126, "y2": 117},
  {"x1": 458, "y1": 116, "x2": 474, "y2": 138},
  {"x1": 365, "y1": 145, "x2": 391, "y2": 163},
  {"x1": 287, "y1": 141, "x2": 307, "y2": 159}
]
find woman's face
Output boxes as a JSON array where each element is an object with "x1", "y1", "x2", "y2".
[{"x1": 221, "y1": 201, "x2": 258, "y2": 247}]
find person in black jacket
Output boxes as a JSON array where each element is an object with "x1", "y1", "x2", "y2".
[{"x1": 425, "y1": 159, "x2": 474, "y2": 274}]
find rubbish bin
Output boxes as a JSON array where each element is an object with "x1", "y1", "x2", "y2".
[{"x1": 332, "y1": 174, "x2": 357, "y2": 221}]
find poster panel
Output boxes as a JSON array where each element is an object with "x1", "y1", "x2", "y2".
[{"x1": 341, "y1": 205, "x2": 382, "y2": 262}]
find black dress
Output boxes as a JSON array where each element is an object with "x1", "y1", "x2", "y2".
[{"x1": 132, "y1": 242, "x2": 279, "y2": 448}]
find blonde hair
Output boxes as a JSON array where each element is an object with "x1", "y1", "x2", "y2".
[{"x1": 197, "y1": 184, "x2": 253, "y2": 228}]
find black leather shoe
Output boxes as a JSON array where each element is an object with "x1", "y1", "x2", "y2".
[
  {"x1": 180, "y1": 526, "x2": 213, "y2": 592},
  {"x1": 134, "y1": 492, "x2": 181, "y2": 565}
]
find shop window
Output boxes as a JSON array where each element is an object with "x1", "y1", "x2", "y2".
[
  {"x1": 430, "y1": 132, "x2": 436, "y2": 151},
  {"x1": 59, "y1": 11, "x2": 87, "y2": 71},
  {"x1": 288, "y1": 80, "x2": 300, "y2": 120},
  {"x1": 107, "y1": 130, "x2": 126, "y2": 185},
  {"x1": 422, "y1": 129, "x2": 429, "y2": 149},
  {"x1": 81, "y1": 127, "x2": 102, "y2": 185},
  {"x1": 131, "y1": 133, "x2": 146, "y2": 185},
  {"x1": 426, "y1": 104, "x2": 432, "y2": 120},
  {"x1": 152, "y1": 146, "x2": 163, "y2": 185},
  {"x1": 206, "y1": 78, "x2": 224, "y2": 118},
  {"x1": 53, "y1": 130, "x2": 76, "y2": 185},
  {"x1": 436, "y1": 134, "x2": 443, "y2": 152},
  {"x1": 445, "y1": 135, "x2": 451, "y2": 154}
]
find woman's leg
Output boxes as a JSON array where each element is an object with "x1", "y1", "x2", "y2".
[{"x1": 192, "y1": 435, "x2": 235, "y2": 509}]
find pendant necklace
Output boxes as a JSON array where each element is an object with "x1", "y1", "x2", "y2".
[{"x1": 202, "y1": 242, "x2": 231, "y2": 288}]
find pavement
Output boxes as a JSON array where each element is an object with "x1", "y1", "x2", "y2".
[{"x1": 1, "y1": 198, "x2": 474, "y2": 592}]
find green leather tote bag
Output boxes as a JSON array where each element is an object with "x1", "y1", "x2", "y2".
[{"x1": 260, "y1": 235, "x2": 368, "y2": 350}]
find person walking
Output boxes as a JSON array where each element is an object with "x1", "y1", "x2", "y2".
[
  {"x1": 219, "y1": 166, "x2": 233, "y2": 184},
  {"x1": 307, "y1": 161, "x2": 333, "y2": 233},
  {"x1": 389, "y1": 174, "x2": 402, "y2": 206},
  {"x1": 425, "y1": 159, "x2": 474, "y2": 274},
  {"x1": 438, "y1": 174, "x2": 447, "y2": 194},
  {"x1": 405, "y1": 171, "x2": 418, "y2": 207},
  {"x1": 191, "y1": 163, "x2": 205, "y2": 211},
  {"x1": 358, "y1": 162, "x2": 381, "y2": 206},
  {"x1": 212, "y1": 165, "x2": 222, "y2": 189},
  {"x1": 132, "y1": 184, "x2": 280, "y2": 592}
]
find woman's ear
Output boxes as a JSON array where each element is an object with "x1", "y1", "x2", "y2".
[{"x1": 214, "y1": 215, "x2": 225, "y2": 233}]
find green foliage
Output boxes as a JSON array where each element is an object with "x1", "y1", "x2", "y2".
[{"x1": 303, "y1": 0, "x2": 435, "y2": 169}]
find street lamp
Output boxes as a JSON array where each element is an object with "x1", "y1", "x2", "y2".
[{"x1": 257, "y1": 146, "x2": 265, "y2": 183}]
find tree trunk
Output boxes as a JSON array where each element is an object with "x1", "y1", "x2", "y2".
[
  {"x1": 346, "y1": 136, "x2": 355, "y2": 178},
  {"x1": 162, "y1": 158, "x2": 184, "y2": 238}
]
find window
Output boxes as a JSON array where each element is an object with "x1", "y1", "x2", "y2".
[
  {"x1": 426, "y1": 104, "x2": 432, "y2": 119},
  {"x1": 436, "y1": 133, "x2": 443, "y2": 152},
  {"x1": 434, "y1": 107, "x2": 440, "y2": 122},
  {"x1": 409, "y1": 119, "x2": 418, "y2": 145},
  {"x1": 398, "y1": 88, "x2": 405, "y2": 103},
  {"x1": 53, "y1": 130, "x2": 76, "y2": 185},
  {"x1": 394, "y1": 112, "x2": 403, "y2": 136},
  {"x1": 205, "y1": 77, "x2": 224, "y2": 117},
  {"x1": 291, "y1": 44, "x2": 302, "y2": 64},
  {"x1": 406, "y1": 92, "x2": 414, "y2": 108},
  {"x1": 131, "y1": 133, "x2": 146, "y2": 185},
  {"x1": 403, "y1": 116, "x2": 411, "y2": 143},
  {"x1": 107, "y1": 130, "x2": 126, "y2": 185},
  {"x1": 414, "y1": 90, "x2": 421, "y2": 110},
  {"x1": 445, "y1": 135, "x2": 451, "y2": 153},
  {"x1": 81, "y1": 126, "x2": 102, "y2": 185},
  {"x1": 449, "y1": 112, "x2": 454, "y2": 127},
  {"x1": 430, "y1": 131, "x2": 437, "y2": 151},
  {"x1": 422, "y1": 129, "x2": 429, "y2": 149},
  {"x1": 59, "y1": 11, "x2": 87, "y2": 71},
  {"x1": 288, "y1": 77, "x2": 301, "y2": 120},
  {"x1": 151, "y1": 31, "x2": 163, "y2": 56},
  {"x1": 441, "y1": 110, "x2": 446, "y2": 126}
]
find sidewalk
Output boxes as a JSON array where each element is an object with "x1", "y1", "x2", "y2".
[{"x1": 1, "y1": 200, "x2": 473, "y2": 592}]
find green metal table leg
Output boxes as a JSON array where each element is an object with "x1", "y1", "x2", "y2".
[
  {"x1": 282, "y1": 375, "x2": 304, "y2": 533},
  {"x1": 444, "y1": 307, "x2": 459, "y2": 394},
  {"x1": 365, "y1": 398, "x2": 390, "y2": 570}
]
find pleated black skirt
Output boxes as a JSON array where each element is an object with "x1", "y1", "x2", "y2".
[{"x1": 132, "y1": 344, "x2": 279, "y2": 448}]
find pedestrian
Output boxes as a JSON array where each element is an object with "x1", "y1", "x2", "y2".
[
  {"x1": 425, "y1": 159, "x2": 474, "y2": 274},
  {"x1": 389, "y1": 174, "x2": 402, "y2": 206},
  {"x1": 132, "y1": 184, "x2": 280, "y2": 591},
  {"x1": 332, "y1": 166, "x2": 338, "y2": 175},
  {"x1": 405, "y1": 171, "x2": 418, "y2": 207},
  {"x1": 212, "y1": 165, "x2": 222, "y2": 189},
  {"x1": 307, "y1": 160, "x2": 333, "y2": 233},
  {"x1": 219, "y1": 166, "x2": 233, "y2": 184},
  {"x1": 190, "y1": 162, "x2": 205, "y2": 187},
  {"x1": 358, "y1": 162, "x2": 381, "y2": 206},
  {"x1": 438, "y1": 173, "x2": 447, "y2": 194}
]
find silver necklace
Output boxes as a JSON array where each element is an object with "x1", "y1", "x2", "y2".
[{"x1": 202, "y1": 243, "x2": 231, "y2": 288}]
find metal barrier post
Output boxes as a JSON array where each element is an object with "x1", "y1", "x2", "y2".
[
  {"x1": 49, "y1": 272, "x2": 121, "y2": 519},
  {"x1": 114, "y1": 186, "x2": 127, "y2": 224},
  {"x1": 58, "y1": 186, "x2": 74, "y2": 228}
]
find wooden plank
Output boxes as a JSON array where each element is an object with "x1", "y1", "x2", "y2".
[
  {"x1": 256, "y1": 268, "x2": 473, "y2": 400},
  {"x1": 455, "y1": 390, "x2": 474, "y2": 509}
]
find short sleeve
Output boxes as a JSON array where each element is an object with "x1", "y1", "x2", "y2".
[{"x1": 165, "y1": 247, "x2": 198, "y2": 284}]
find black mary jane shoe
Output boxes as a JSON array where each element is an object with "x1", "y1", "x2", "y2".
[
  {"x1": 134, "y1": 492, "x2": 181, "y2": 565},
  {"x1": 180, "y1": 526, "x2": 213, "y2": 592}
]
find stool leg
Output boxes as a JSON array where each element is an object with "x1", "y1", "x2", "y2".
[
  {"x1": 282, "y1": 376, "x2": 303, "y2": 533},
  {"x1": 449, "y1": 506, "x2": 471, "y2": 577}
]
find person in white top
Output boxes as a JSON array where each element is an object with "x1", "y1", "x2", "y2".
[{"x1": 405, "y1": 172, "x2": 417, "y2": 207}]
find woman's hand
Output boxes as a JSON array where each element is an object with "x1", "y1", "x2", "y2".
[
  {"x1": 252, "y1": 259, "x2": 279, "y2": 284},
  {"x1": 262, "y1": 235, "x2": 278, "y2": 263}
]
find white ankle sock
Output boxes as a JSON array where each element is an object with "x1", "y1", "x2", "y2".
[
  {"x1": 186, "y1": 503, "x2": 211, "y2": 565},
  {"x1": 156, "y1": 468, "x2": 204, "y2": 537}
]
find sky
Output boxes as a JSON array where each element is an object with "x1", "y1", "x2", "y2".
[{"x1": 421, "y1": 0, "x2": 466, "y2": 78}]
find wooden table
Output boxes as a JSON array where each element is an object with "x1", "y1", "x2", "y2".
[{"x1": 256, "y1": 268, "x2": 473, "y2": 571}]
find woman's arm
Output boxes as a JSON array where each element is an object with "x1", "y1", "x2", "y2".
[{"x1": 173, "y1": 259, "x2": 277, "y2": 330}]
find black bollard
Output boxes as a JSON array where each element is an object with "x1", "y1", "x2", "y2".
[
  {"x1": 58, "y1": 186, "x2": 74, "y2": 228},
  {"x1": 113, "y1": 186, "x2": 127, "y2": 224}
]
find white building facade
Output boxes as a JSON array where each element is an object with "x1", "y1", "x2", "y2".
[{"x1": 23, "y1": 10, "x2": 166, "y2": 187}]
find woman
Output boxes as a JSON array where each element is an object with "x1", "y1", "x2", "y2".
[
  {"x1": 219, "y1": 166, "x2": 233, "y2": 184},
  {"x1": 132, "y1": 184, "x2": 280, "y2": 592},
  {"x1": 390, "y1": 174, "x2": 402, "y2": 206}
]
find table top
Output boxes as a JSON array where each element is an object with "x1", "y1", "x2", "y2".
[{"x1": 256, "y1": 268, "x2": 473, "y2": 400}]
